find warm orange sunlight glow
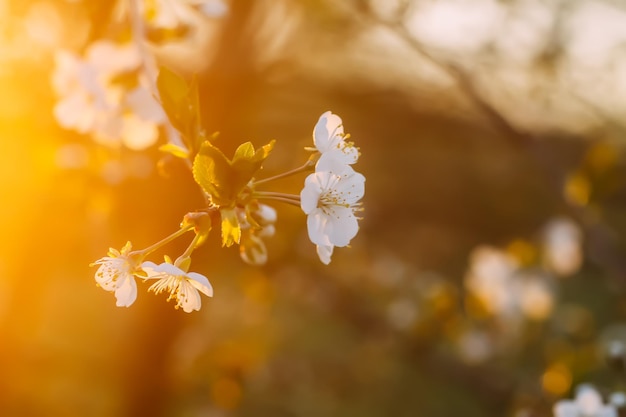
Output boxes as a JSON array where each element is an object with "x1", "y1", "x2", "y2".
[{"x1": 3, "y1": 1, "x2": 626, "y2": 416}]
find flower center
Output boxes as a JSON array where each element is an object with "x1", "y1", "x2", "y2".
[{"x1": 148, "y1": 274, "x2": 191, "y2": 309}]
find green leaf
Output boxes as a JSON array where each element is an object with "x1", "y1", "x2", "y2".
[
  {"x1": 192, "y1": 140, "x2": 276, "y2": 207},
  {"x1": 159, "y1": 143, "x2": 189, "y2": 159},
  {"x1": 156, "y1": 67, "x2": 202, "y2": 155},
  {"x1": 192, "y1": 142, "x2": 232, "y2": 204},
  {"x1": 220, "y1": 208, "x2": 241, "y2": 247},
  {"x1": 232, "y1": 142, "x2": 255, "y2": 163}
]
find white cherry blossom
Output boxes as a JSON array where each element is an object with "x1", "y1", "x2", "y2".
[
  {"x1": 554, "y1": 385, "x2": 617, "y2": 417},
  {"x1": 141, "y1": 261, "x2": 213, "y2": 312},
  {"x1": 464, "y1": 246, "x2": 554, "y2": 321},
  {"x1": 543, "y1": 217, "x2": 583, "y2": 276},
  {"x1": 92, "y1": 242, "x2": 139, "y2": 307},
  {"x1": 301, "y1": 165, "x2": 365, "y2": 263},
  {"x1": 52, "y1": 40, "x2": 165, "y2": 150},
  {"x1": 313, "y1": 111, "x2": 359, "y2": 173}
]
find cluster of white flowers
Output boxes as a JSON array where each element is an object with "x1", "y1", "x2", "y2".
[
  {"x1": 543, "y1": 217, "x2": 583, "y2": 276},
  {"x1": 464, "y1": 216, "x2": 583, "y2": 325},
  {"x1": 91, "y1": 110, "x2": 366, "y2": 311},
  {"x1": 554, "y1": 385, "x2": 622, "y2": 417},
  {"x1": 92, "y1": 242, "x2": 213, "y2": 313},
  {"x1": 52, "y1": 40, "x2": 166, "y2": 150},
  {"x1": 464, "y1": 246, "x2": 555, "y2": 322},
  {"x1": 301, "y1": 111, "x2": 365, "y2": 264}
]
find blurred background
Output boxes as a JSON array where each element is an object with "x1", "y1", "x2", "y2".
[{"x1": 2, "y1": 0, "x2": 626, "y2": 416}]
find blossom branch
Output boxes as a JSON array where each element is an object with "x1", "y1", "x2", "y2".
[
  {"x1": 133, "y1": 224, "x2": 194, "y2": 257},
  {"x1": 252, "y1": 161, "x2": 314, "y2": 186}
]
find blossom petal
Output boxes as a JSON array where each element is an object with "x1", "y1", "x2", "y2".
[
  {"x1": 577, "y1": 385, "x2": 604, "y2": 414},
  {"x1": 313, "y1": 111, "x2": 343, "y2": 153},
  {"x1": 114, "y1": 276, "x2": 137, "y2": 307},
  {"x1": 316, "y1": 245, "x2": 334, "y2": 265},
  {"x1": 597, "y1": 407, "x2": 618, "y2": 417},
  {"x1": 553, "y1": 401, "x2": 578, "y2": 417},
  {"x1": 54, "y1": 93, "x2": 95, "y2": 132},
  {"x1": 327, "y1": 207, "x2": 359, "y2": 247},
  {"x1": 142, "y1": 261, "x2": 184, "y2": 278},
  {"x1": 336, "y1": 168, "x2": 365, "y2": 204},
  {"x1": 180, "y1": 282, "x2": 202, "y2": 313},
  {"x1": 126, "y1": 86, "x2": 165, "y2": 122},
  {"x1": 316, "y1": 147, "x2": 359, "y2": 173},
  {"x1": 187, "y1": 272, "x2": 214, "y2": 297},
  {"x1": 121, "y1": 114, "x2": 159, "y2": 150},
  {"x1": 198, "y1": 0, "x2": 229, "y2": 17},
  {"x1": 256, "y1": 204, "x2": 277, "y2": 224},
  {"x1": 300, "y1": 173, "x2": 323, "y2": 214},
  {"x1": 139, "y1": 261, "x2": 160, "y2": 277},
  {"x1": 87, "y1": 41, "x2": 140, "y2": 76},
  {"x1": 307, "y1": 209, "x2": 333, "y2": 246}
]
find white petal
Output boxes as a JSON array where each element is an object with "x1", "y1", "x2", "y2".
[
  {"x1": 54, "y1": 93, "x2": 95, "y2": 132},
  {"x1": 597, "y1": 406, "x2": 618, "y2": 417},
  {"x1": 256, "y1": 204, "x2": 277, "y2": 224},
  {"x1": 142, "y1": 261, "x2": 184, "y2": 278},
  {"x1": 140, "y1": 261, "x2": 159, "y2": 275},
  {"x1": 316, "y1": 245, "x2": 334, "y2": 265},
  {"x1": 87, "y1": 41, "x2": 140, "y2": 76},
  {"x1": 198, "y1": 0, "x2": 228, "y2": 17},
  {"x1": 313, "y1": 111, "x2": 343, "y2": 153},
  {"x1": 258, "y1": 224, "x2": 275, "y2": 238},
  {"x1": 114, "y1": 276, "x2": 137, "y2": 307},
  {"x1": 307, "y1": 210, "x2": 332, "y2": 246},
  {"x1": 180, "y1": 283, "x2": 202, "y2": 313},
  {"x1": 577, "y1": 386, "x2": 604, "y2": 413},
  {"x1": 336, "y1": 169, "x2": 365, "y2": 204},
  {"x1": 328, "y1": 207, "x2": 359, "y2": 247},
  {"x1": 300, "y1": 173, "x2": 323, "y2": 214},
  {"x1": 125, "y1": 86, "x2": 165, "y2": 122},
  {"x1": 553, "y1": 401, "x2": 578, "y2": 417},
  {"x1": 186, "y1": 272, "x2": 214, "y2": 297},
  {"x1": 121, "y1": 114, "x2": 159, "y2": 150},
  {"x1": 316, "y1": 147, "x2": 359, "y2": 173}
]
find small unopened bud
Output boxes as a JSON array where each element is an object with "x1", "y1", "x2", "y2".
[{"x1": 251, "y1": 204, "x2": 277, "y2": 226}]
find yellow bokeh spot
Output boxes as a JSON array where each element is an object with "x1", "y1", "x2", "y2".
[
  {"x1": 210, "y1": 377, "x2": 242, "y2": 410},
  {"x1": 427, "y1": 282, "x2": 457, "y2": 315},
  {"x1": 541, "y1": 363, "x2": 572, "y2": 396},
  {"x1": 564, "y1": 172, "x2": 591, "y2": 206},
  {"x1": 464, "y1": 293, "x2": 491, "y2": 319},
  {"x1": 586, "y1": 142, "x2": 618, "y2": 174},
  {"x1": 506, "y1": 239, "x2": 536, "y2": 266}
]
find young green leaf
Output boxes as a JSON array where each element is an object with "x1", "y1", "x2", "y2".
[
  {"x1": 192, "y1": 140, "x2": 276, "y2": 207},
  {"x1": 220, "y1": 208, "x2": 241, "y2": 247},
  {"x1": 156, "y1": 67, "x2": 202, "y2": 155}
]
